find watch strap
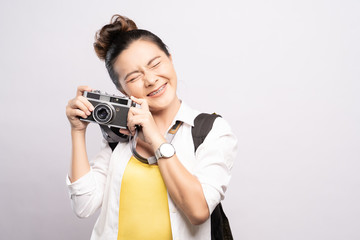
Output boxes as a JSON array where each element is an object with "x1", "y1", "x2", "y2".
[{"x1": 130, "y1": 121, "x2": 183, "y2": 164}]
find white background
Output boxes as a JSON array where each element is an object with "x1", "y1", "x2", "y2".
[{"x1": 0, "y1": 0, "x2": 359, "y2": 239}]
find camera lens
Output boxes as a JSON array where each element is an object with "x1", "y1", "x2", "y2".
[
  {"x1": 93, "y1": 104, "x2": 113, "y2": 124},
  {"x1": 97, "y1": 108, "x2": 108, "y2": 120}
]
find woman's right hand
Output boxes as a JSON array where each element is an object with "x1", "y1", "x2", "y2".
[{"x1": 66, "y1": 86, "x2": 94, "y2": 132}]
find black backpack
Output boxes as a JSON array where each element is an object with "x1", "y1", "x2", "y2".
[{"x1": 108, "y1": 113, "x2": 233, "y2": 240}]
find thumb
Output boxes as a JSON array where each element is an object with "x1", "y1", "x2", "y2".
[{"x1": 130, "y1": 96, "x2": 149, "y2": 110}]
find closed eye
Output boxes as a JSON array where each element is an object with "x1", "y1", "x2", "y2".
[
  {"x1": 128, "y1": 74, "x2": 141, "y2": 83},
  {"x1": 147, "y1": 56, "x2": 161, "y2": 68},
  {"x1": 151, "y1": 61, "x2": 161, "y2": 68}
]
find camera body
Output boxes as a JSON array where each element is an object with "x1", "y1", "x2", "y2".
[{"x1": 80, "y1": 90, "x2": 135, "y2": 129}]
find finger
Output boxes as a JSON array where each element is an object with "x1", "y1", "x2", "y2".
[
  {"x1": 127, "y1": 115, "x2": 150, "y2": 130},
  {"x1": 127, "y1": 119, "x2": 137, "y2": 135},
  {"x1": 127, "y1": 109, "x2": 136, "y2": 134},
  {"x1": 69, "y1": 98, "x2": 92, "y2": 116},
  {"x1": 127, "y1": 107, "x2": 134, "y2": 122},
  {"x1": 127, "y1": 125, "x2": 136, "y2": 135},
  {"x1": 128, "y1": 106, "x2": 151, "y2": 116},
  {"x1": 68, "y1": 98, "x2": 89, "y2": 114},
  {"x1": 130, "y1": 95, "x2": 143, "y2": 104},
  {"x1": 78, "y1": 96, "x2": 94, "y2": 111},
  {"x1": 130, "y1": 96, "x2": 149, "y2": 111},
  {"x1": 127, "y1": 116, "x2": 142, "y2": 135},
  {"x1": 67, "y1": 108, "x2": 88, "y2": 119},
  {"x1": 76, "y1": 86, "x2": 93, "y2": 97},
  {"x1": 119, "y1": 128, "x2": 131, "y2": 136}
]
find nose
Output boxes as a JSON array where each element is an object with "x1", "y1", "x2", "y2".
[{"x1": 143, "y1": 70, "x2": 158, "y2": 87}]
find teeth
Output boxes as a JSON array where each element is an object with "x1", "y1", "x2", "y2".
[{"x1": 149, "y1": 85, "x2": 165, "y2": 96}]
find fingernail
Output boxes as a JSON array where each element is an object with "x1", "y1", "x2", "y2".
[
  {"x1": 86, "y1": 111, "x2": 91, "y2": 115},
  {"x1": 89, "y1": 106, "x2": 94, "y2": 111}
]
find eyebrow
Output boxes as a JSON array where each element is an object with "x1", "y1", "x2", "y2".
[{"x1": 124, "y1": 56, "x2": 161, "y2": 81}]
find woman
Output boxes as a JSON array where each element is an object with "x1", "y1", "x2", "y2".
[{"x1": 66, "y1": 14, "x2": 237, "y2": 240}]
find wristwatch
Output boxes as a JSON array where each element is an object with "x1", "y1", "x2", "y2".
[{"x1": 155, "y1": 143, "x2": 176, "y2": 160}]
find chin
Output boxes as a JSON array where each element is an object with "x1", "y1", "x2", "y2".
[
  {"x1": 148, "y1": 101, "x2": 170, "y2": 112},
  {"x1": 148, "y1": 95, "x2": 178, "y2": 112}
]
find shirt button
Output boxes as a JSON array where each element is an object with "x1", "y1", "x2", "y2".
[{"x1": 171, "y1": 208, "x2": 177, "y2": 213}]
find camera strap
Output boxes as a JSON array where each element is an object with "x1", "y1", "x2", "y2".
[
  {"x1": 99, "y1": 125, "x2": 129, "y2": 143},
  {"x1": 130, "y1": 121, "x2": 183, "y2": 165}
]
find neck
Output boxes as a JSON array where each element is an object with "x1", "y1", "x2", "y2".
[{"x1": 152, "y1": 97, "x2": 181, "y2": 133}]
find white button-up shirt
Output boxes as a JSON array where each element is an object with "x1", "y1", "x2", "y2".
[{"x1": 66, "y1": 102, "x2": 238, "y2": 240}]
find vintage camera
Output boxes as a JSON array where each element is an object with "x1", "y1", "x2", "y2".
[{"x1": 80, "y1": 90, "x2": 135, "y2": 129}]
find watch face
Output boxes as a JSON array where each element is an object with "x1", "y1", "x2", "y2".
[{"x1": 160, "y1": 143, "x2": 175, "y2": 158}]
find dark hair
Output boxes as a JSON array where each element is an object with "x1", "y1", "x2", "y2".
[{"x1": 94, "y1": 15, "x2": 170, "y2": 92}]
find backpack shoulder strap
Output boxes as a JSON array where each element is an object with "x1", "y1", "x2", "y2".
[
  {"x1": 192, "y1": 113, "x2": 233, "y2": 240},
  {"x1": 192, "y1": 113, "x2": 221, "y2": 152},
  {"x1": 109, "y1": 112, "x2": 221, "y2": 152}
]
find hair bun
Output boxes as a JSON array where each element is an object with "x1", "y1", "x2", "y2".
[{"x1": 94, "y1": 15, "x2": 138, "y2": 60}]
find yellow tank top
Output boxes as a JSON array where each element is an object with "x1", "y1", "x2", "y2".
[{"x1": 117, "y1": 156, "x2": 172, "y2": 240}]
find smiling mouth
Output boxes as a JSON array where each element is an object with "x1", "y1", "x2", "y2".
[{"x1": 147, "y1": 83, "x2": 167, "y2": 97}]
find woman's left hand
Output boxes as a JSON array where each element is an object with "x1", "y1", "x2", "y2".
[{"x1": 119, "y1": 96, "x2": 165, "y2": 149}]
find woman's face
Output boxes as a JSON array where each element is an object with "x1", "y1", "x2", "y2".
[{"x1": 113, "y1": 40, "x2": 178, "y2": 112}]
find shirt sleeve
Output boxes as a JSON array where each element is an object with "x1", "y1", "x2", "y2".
[
  {"x1": 193, "y1": 117, "x2": 238, "y2": 214},
  {"x1": 66, "y1": 139, "x2": 113, "y2": 218}
]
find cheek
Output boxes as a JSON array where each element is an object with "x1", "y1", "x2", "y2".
[
  {"x1": 119, "y1": 79, "x2": 137, "y2": 97},
  {"x1": 118, "y1": 81, "x2": 130, "y2": 96},
  {"x1": 123, "y1": 82, "x2": 145, "y2": 97},
  {"x1": 158, "y1": 65, "x2": 176, "y2": 81}
]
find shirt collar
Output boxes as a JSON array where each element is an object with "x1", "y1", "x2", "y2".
[{"x1": 172, "y1": 100, "x2": 198, "y2": 127}]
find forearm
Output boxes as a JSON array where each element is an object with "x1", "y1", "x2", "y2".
[
  {"x1": 158, "y1": 155, "x2": 210, "y2": 225},
  {"x1": 69, "y1": 129, "x2": 91, "y2": 182}
]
